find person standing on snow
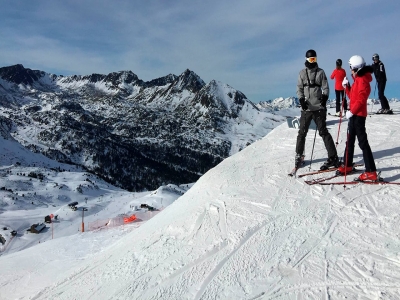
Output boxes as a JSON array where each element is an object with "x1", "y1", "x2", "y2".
[
  {"x1": 295, "y1": 49, "x2": 339, "y2": 171},
  {"x1": 330, "y1": 59, "x2": 348, "y2": 116},
  {"x1": 337, "y1": 55, "x2": 378, "y2": 181},
  {"x1": 371, "y1": 53, "x2": 392, "y2": 114}
]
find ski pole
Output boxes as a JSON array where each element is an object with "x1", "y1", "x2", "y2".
[
  {"x1": 343, "y1": 126, "x2": 350, "y2": 189},
  {"x1": 369, "y1": 99, "x2": 373, "y2": 115},
  {"x1": 308, "y1": 126, "x2": 318, "y2": 170},
  {"x1": 372, "y1": 82, "x2": 377, "y2": 115},
  {"x1": 335, "y1": 92, "x2": 346, "y2": 147}
]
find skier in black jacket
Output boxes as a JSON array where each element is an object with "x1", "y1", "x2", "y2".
[{"x1": 371, "y1": 53, "x2": 392, "y2": 114}]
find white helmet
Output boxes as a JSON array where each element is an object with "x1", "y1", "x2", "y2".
[{"x1": 349, "y1": 55, "x2": 366, "y2": 71}]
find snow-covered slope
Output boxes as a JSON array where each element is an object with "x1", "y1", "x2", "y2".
[
  {"x1": 1, "y1": 104, "x2": 400, "y2": 299},
  {"x1": 0, "y1": 131, "x2": 192, "y2": 257}
]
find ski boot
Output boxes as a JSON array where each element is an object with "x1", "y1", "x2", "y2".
[
  {"x1": 289, "y1": 154, "x2": 305, "y2": 177},
  {"x1": 382, "y1": 109, "x2": 393, "y2": 115},
  {"x1": 320, "y1": 155, "x2": 339, "y2": 170},
  {"x1": 295, "y1": 154, "x2": 305, "y2": 168},
  {"x1": 355, "y1": 171, "x2": 378, "y2": 182},
  {"x1": 336, "y1": 165, "x2": 355, "y2": 175}
]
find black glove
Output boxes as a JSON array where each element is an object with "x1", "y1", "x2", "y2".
[
  {"x1": 320, "y1": 94, "x2": 328, "y2": 107},
  {"x1": 299, "y1": 97, "x2": 308, "y2": 110}
]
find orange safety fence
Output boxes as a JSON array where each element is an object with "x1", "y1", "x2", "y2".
[
  {"x1": 123, "y1": 214, "x2": 137, "y2": 223},
  {"x1": 86, "y1": 209, "x2": 163, "y2": 232}
]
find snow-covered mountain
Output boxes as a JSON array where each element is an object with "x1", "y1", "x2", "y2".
[
  {"x1": 257, "y1": 96, "x2": 299, "y2": 111},
  {"x1": 0, "y1": 64, "x2": 285, "y2": 192},
  {"x1": 0, "y1": 129, "x2": 192, "y2": 255},
  {"x1": 1, "y1": 103, "x2": 400, "y2": 299}
]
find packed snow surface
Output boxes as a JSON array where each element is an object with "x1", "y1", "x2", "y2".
[{"x1": 1, "y1": 104, "x2": 400, "y2": 299}]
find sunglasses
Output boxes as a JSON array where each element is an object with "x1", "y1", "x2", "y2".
[
  {"x1": 372, "y1": 56, "x2": 378, "y2": 61},
  {"x1": 306, "y1": 57, "x2": 317, "y2": 63}
]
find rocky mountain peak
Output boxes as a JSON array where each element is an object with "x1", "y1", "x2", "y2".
[
  {"x1": 144, "y1": 74, "x2": 177, "y2": 88},
  {"x1": 0, "y1": 64, "x2": 45, "y2": 85},
  {"x1": 189, "y1": 80, "x2": 248, "y2": 119},
  {"x1": 172, "y1": 69, "x2": 205, "y2": 93},
  {"x1": 104, "y1": 70, "x2": 139, "y2": 86},
  {"x1": 82, "y1": 73, "x2": 107, "y2": 83}
]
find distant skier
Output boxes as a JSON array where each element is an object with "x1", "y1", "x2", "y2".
[
  {"x1": 295, "y1": 49, "x2": 339, "y2": 171},
  {"x1": 337, "y1": 55, "x2": 378, "y2": 181},
  {"x1": 330, "y1": 59, "x2": 347, "y2": 116},
  {"x1": 371, "y1": 53, "x2": 392, "y2": 114}
]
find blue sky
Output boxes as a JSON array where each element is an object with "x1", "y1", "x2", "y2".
[{"x1": 1, "y1": 0, "x2": 399, "y2": 102}]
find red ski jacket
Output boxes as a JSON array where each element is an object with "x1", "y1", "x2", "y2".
[
  {"x1": 345, "y1": 66, "x2": 373, "y2": 117},
  {"x1": 330, "y1": 68, "x2": 346, "y2": 91}
]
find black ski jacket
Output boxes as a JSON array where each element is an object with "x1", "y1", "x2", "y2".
[{"x1": 371, "y1": 60, "x2": 387, "y2": 82}]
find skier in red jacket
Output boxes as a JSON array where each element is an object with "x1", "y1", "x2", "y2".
[
  {"x1": 330, "y1": 59, "x2": 347, "y2": 116},
  {"x1": 337, "y1": 55, "x2": 378, "y2": 181}
]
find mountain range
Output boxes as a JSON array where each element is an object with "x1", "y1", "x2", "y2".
[{"x1": 0, "y1": 64, "x2": 287, "y2": 191}]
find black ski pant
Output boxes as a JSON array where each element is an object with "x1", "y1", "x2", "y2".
[
  {"x1": 296, "y1": 109, "x2": 337, "y2": 159},
  {"x1": 378, "y1": 81, "x2": 390, "y2": 109},
  {"x1": 335, "y1": 90, "x2": 347, "y2": 112},
  {"x1": 343, "y1": 115, "x2": 376, "y2": 172}
]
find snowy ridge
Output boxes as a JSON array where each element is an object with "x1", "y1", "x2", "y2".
[{"x1": 1, "y1": 103, "x2": 400, "y2": 299}]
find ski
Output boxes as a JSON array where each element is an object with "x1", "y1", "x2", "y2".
[
  {"x1": 314, "y1": 180, "x2": 400, "y2": 186},
  {"x1": 304, "y1": 168, "x2": 361, "y2": 185},
  {"x1": 298, "y1": 163, "x2": 363, "y2": 178},
  {"x1": 369, "y1": 113, "x2": 396, "y2": 116},
  {"x1": 304, "y1": 173, "x2": 338, "y2": 185},
  {"x1": 328, "y1": 113, "x2": 343, "y2": 118},
  {"x1": 369, "y1": 110, "x2": 395, "y2": 115},
  {"x1": 313, "y1": 172, "x2": 400, "y2": 186},
  {"x1": 298, "y1": 166, "x2": 339, "y2": 178}
]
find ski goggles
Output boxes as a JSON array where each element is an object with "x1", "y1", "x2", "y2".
[
  {"x1": 372, "y1": 55, "x2": 379, "y2": 61},
  {"x1": 350, "y1": 65, "x2": 358, "y2": 71},
  {"x1": 305, "y1": 57, "x2": 317, "y2": 63}
]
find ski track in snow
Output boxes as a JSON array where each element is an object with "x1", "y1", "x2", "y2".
[{"x1": 2, "y1": 104, "x2": 400, "y2": 299}]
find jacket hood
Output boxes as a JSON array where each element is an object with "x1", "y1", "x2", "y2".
[
  {"x1": 354, "y1": 65, "x2": 373, "y2": 83},
  {"x1": 357, "y1": 65, "x2": 373, "y2": 76}
]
